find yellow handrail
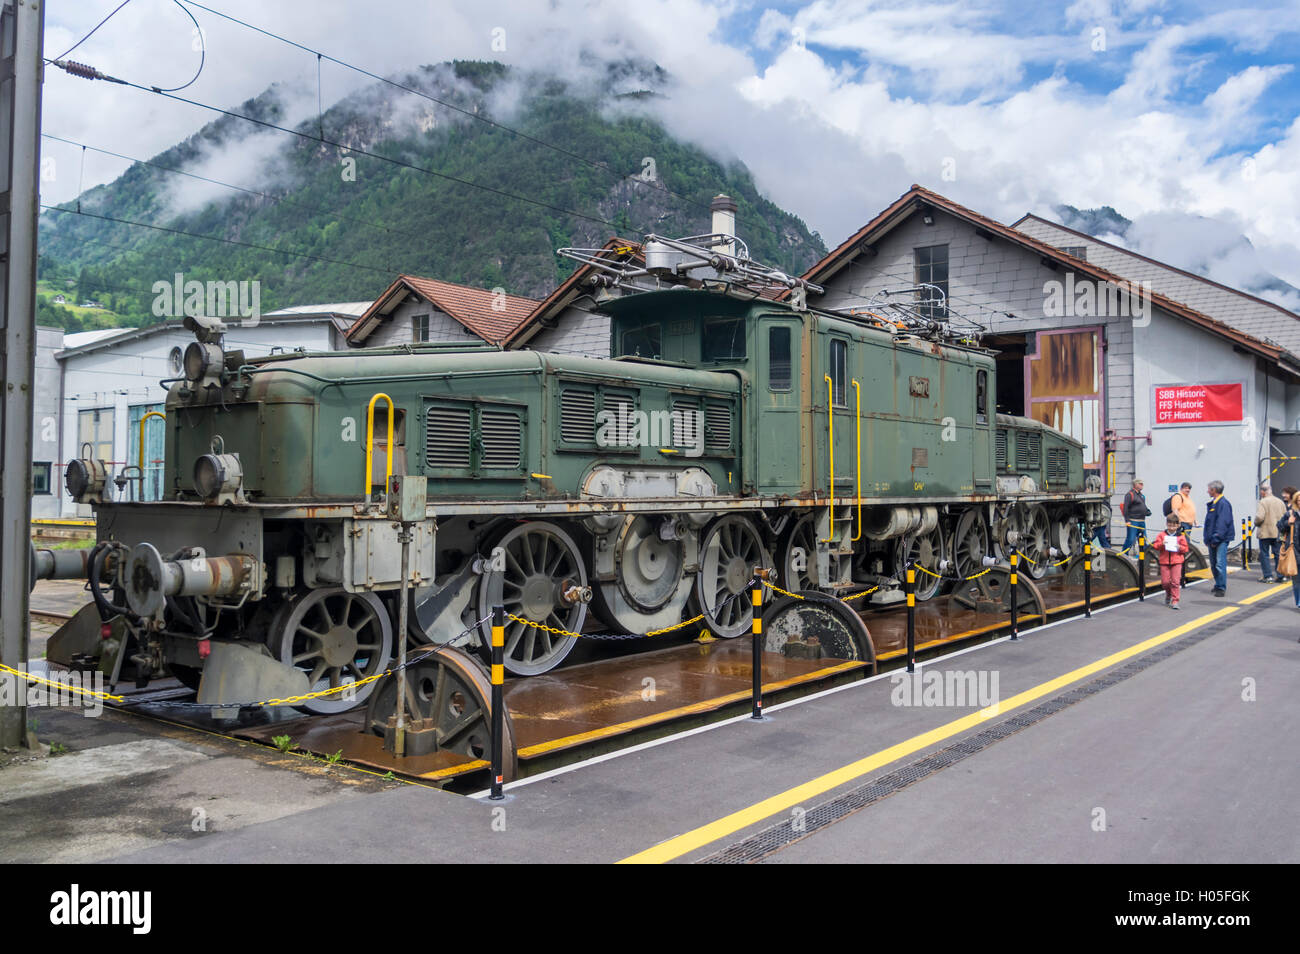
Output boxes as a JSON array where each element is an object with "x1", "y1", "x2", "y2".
[
  {"x1": 822, "y1": 375, "x2": 835, "y2": 542},
  {"x1": 852, "y1": 379, "x2": 862, "y2": 542},
  {"x1": 365, "y1": 392, "x2": 395, "y2": 497},
  {"x1": 138, "y1": 410, "x2": 165, "y2": 474}
]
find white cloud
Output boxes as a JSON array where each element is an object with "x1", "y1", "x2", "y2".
[{"x1": 37, "y1": 0, "x2": 1300, "y2": 298}]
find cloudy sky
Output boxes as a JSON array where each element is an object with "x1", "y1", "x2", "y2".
[{"x1": 39, "y1": 0, "x2": 1300, "y2": 301}]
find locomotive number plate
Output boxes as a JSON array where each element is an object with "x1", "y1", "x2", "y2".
[{"x1": 909, "y1": 376, "x2": 930, "y2": 397}]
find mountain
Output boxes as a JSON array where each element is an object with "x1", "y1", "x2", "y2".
[
  {"x1": 37, "y1": 60, "x2": 827, "y2": 331},
  {"x1": 1054, "y1": 203, "x2": 1300, "y2": 310}
]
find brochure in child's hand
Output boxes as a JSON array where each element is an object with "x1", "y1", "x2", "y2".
[{"x1": 1164, "y1": 535, "x2": 1181, "y2": 552}]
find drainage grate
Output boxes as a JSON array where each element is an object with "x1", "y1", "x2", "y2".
[{"x1": 699, "y1": 605, "x2": 1256, "y2": 864}]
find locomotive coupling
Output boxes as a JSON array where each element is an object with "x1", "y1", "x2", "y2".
[{"x1": 122, "y1": 543, "x2": 259, "y2": 620}]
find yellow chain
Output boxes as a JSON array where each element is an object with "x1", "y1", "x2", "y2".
[
  {"x1": 759, "y1": 579, "x2": 880, "y2": 602},
  {"x1": 0, "y1": 662, "x2": 126, "y2": 703}
]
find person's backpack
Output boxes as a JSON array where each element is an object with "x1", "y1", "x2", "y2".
[{"x1": 1162, "y1": 493, "x2": 1176, "y2": 518}]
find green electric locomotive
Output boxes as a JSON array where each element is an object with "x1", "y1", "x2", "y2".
[{"x1": 48, "y1": 233, "x2": 1106, "y2": 714}]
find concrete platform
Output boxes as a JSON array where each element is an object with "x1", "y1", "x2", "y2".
[{"x1": 31, "y1": 565, "x2": 1284, "y2": 865}]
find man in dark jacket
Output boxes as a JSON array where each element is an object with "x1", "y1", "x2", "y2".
[
  {"x1": 1121, "y1": 479, "x2": 1151, "y2": 555},
  {"x1": 1203, "y1": 480, "x2": 1235, "y2": 596}
]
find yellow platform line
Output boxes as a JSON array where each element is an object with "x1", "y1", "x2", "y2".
[
  {"x1": 516, "y1": 661, "x2": 865, "y2": 759},
  {"x1": 1238, "y1": 582, "x2": 1292, "y2": 605},
  {"x1": 617, "y1": 604, "x2": 1241, "y2": 864},
  {"x1": 420, "y1": 759, "x2": 489, "y2": 780}
]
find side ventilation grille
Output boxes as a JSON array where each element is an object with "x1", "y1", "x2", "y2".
[
  {"x1": 1015, "y1": 432, "x2": 1041, "y2": 470},
  {"x1": 426, "y1": 407, "x2": 472, "y2": 468},
  {"x1": 705, "y1": 402, "x2": 732, "y2": 452},
  {"x1": 560, "y1": 389, "x2": 596, "y2": 443},
  {"x1": 995, "y1": 430, "x2": 1007, "y2": 470},
  {"x1": 480, "y1": 410, "x2": 521, "y2": 469},
  {"x1": 1046, "y1": 447, "x2": 1069, "y2": 485}
]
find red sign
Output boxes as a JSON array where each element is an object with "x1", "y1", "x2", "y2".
[{"x1": 1153, "y1": 383, "x2": 1243, "y2": 425}]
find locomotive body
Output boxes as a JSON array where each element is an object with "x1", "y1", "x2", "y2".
[{"x1": 50, "y1": 274, "x2": 1105, "y2": 712}]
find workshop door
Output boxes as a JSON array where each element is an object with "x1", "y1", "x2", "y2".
[{"x1": 1024, "y1": 327, "x2": 1103, "y2": 471}]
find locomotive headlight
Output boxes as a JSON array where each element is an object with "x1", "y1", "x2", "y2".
[
  {"x1": 183, "y1": 341, "x2": 223, "y2": 382},
  {"x1": 65, "y1": 457, "x2": 108, "y2": 503},
  {"x1": 194, "y1": 453, "x2": 243, "y2": 501}
]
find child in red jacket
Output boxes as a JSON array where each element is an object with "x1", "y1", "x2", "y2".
[{"x1": 1153, "y1": 514, "x2": 1190, "y2": 609}]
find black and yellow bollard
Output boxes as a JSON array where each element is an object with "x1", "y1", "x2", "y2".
[
  {"x1": 1138, "y1": 534, "x2": 1146, "y2": 601},
  {"x1": 1241, "y1": 518, "x2": 1250, "y2": 571},
  {"x1": 1083, "y1": 539, "x2": 1092, "y2": 618},
  {"x1": 489, "y1": 604, "x2": 505, "y2": 801},
  {"x1": 751, "y1": 586, "x2": 764, "y2": 720},
  {"x1": 905, "y1": 563, "x2": 917, "y2": 672},
  {"x1": 1009, "y1": 549, "x2": 1019, "y2": 640}
]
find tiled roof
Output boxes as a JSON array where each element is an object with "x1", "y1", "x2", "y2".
[
  {"x1": 1012, "y1": 214, "x2": 1300, "y2": 354},
  {"x1": 504, "y1": 238, "x2": 643, "y2": 348},
  {"x1": 347, "y1": 276, "x2": 539, "y2": 344},
  {"x1": 799, "y1": 184, "x2": 1298, "y2": 370}
]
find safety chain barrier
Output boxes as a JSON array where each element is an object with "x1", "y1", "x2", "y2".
[
  {"x1": 0, "y1": 613, "x2": 494, "y2": 712},
  {"x1": 508, "y1": 581, "x2": 756, "y2": 641}
]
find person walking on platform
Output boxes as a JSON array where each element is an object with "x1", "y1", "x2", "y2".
[
  {"x1": 1255, "y1": 482, "x2": 1286, "y2": 582},
  {"x1": 1203, "y1": 480, "x2": 1235, "y2": 597},
  {"x1": 1152, "y1": 514, "x2": 1190, "y2": 609},
  {"x1": 1121, "y1": 479, "x2": 1150, "y2": 556},
  {"x1": 1165, "y1": 481, "x2": 1197, "y2": 534},
  {"x1": 1278, "y1": 490, "x2": 1300, "y2": 615}
]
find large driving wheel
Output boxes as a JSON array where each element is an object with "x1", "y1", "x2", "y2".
[
  {"x1": 779, "y1": 512, "x2": 819, "y2": 592},
  {"x1": 893, "y1": 526, "x2": 946, "y2": 601},
  {"x1": 953, "y1": 508, "x2": 990, "y2": 580},
  {"x1": 590, "y1": 515, "x2": 695, "y2": 634},
  {"x1": 274, "y1": 588, "x2": 394, "y2": 715},
  {"x1": 689, "y1": 515, "x2": 771, "y2": 638},
  {"x1": 478, "y1": 521, "x2": 588, "y2": 676}
]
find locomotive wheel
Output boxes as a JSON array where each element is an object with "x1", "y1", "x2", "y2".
[
  {"x1": 953, "y1": 509, "x2": 990, "y2": 580},
  {"x1": 1053, "y1": 517, "x2": 1083, "y2": 562},
  {"x1": 779, "y1": 512, "x2": 819, "y2": 592},
  {"x1": 591, "y1": 516, "x2": 695, "y2": 634},
  {"x1": 690, "y1": 514, "x2": 771, "y2": 638},
  {"x1": 1021, "y1": 504, "x2": 1051, "y2": 578},
  {"x1": 274, "y1": 588, "x2": 394, "y2": 715},
  {"x1": 479, "y1": 521, "x2": 588, "y2": 676},
  {"x1": 894, "y1": 527, "x2": 946, "y2": 601},
  {"x1": 364, "y1": 646, "x2": 516, "y2": 779},
  {"x1": 952, "y1": 567, "x2": 1047, "y2": 619},
  {"x1": 761, "y1": 591, "x2": 876, "y2": 670}
]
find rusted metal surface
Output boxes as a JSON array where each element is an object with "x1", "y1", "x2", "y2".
[{"x1": 502, "y1": 640, "x2": 867, "y2": 758}]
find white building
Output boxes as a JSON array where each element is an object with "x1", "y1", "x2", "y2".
[{"x1": 40, "y1": 303, "x2": 367, "y2": 517}]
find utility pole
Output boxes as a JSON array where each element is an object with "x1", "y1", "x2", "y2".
[{"x1": 0, "y1": 0, "x2": 45, "y2": 749}]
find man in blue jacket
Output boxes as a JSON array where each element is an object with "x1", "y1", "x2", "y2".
[{"x1": 1203, "y1": 480, "x2": 1234, "y2": 596}]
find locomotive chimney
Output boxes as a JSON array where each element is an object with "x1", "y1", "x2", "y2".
[{"x1": 711, "y1": 194, "x2": 737, "y2": 257}]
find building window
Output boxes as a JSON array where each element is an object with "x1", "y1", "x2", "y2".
[
  {"x1": 413, "y1": 313, "x2": 430, "y2": 342},
  {"x1": 32, "y1": 462, "x2": 52, "y2": 495},
  {"x1": 1060, "y1": 246, "x2": 1088, "y2": 261},
  {"x1": 128, "y1": 404, "x2": 166, "y2": 501},
  {"x1": 168, "y1": 346, "x2": 183, "y2": 376},
  {"x1": 769, "y1": 327, "x2": 791, "y2": 391},
  {"x1": 914, "y1": 244, "x2": 949, "y2": 320},
  {"x1": 976, "y1": 369, "x2": 988, "y2": 425},
  {"x1": 830, "y1": 339, "x2": 847, "y2": 407},
  {"x1": 78, "y1": 408, "x2": 114, "y2": 463}
]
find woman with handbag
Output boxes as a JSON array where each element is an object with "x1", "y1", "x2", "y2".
[{"x1": 1278, "y1": 488, "x2": 1300, "y2": 610}]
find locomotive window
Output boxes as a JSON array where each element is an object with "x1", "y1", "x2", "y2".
[
  {"x1": 702, "y1": 318, "x2": 747, "y2": 361},
  {"x1": 976, "y1": 369, "x2": 988, "y2": 424},
  {"x1": 830, "y1": 339, "x2": 847, "y2": 407},
  {"x1": 768, "y1": 327, "x2": 791, "y2": 391},
  {"x1": 622, "y1": 324, "x2": 661, "y2": 358}
]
